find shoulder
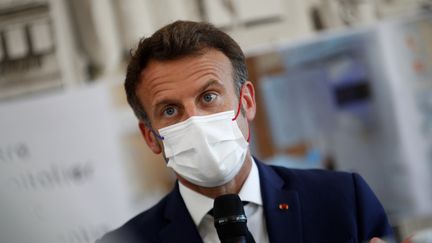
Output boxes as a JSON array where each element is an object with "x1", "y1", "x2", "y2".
[
  {"x1": 96, "y1": 193, "x2": 171, "y2": 243},
  {"x1": 265, "y1": 164, "x2": 393, "y2": 239},
  {"x1": 269, "y1": 164, "x2": 355, "y2": 190},
  {"x1": 264, "y1": 164, "x2": 366, "y2": 208},
  {"x1": 268, "y1": 165, "x2": 376, "y2": 199}
]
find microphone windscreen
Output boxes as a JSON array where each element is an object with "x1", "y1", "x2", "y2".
[
  {"x1": 213, "y1": 194, "x2": 248, "y2": 241},
  {"x1": 214, "y1": 194, "x2": 245, "y2": 217}
]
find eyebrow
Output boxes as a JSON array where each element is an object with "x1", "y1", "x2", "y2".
[{"x1": 199, "y1": 79, "x2": 224, "y2": 93}]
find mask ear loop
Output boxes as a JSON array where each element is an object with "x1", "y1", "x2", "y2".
[
  {"x1": 232, "y1": 85, "x2": 251, "y2": 143},
  {"x1": 148, "y1": 124, "x2": 164, "y2": 140},
  {"x1": 232, "y1": 86, "x2": 243, "y2": 121}
]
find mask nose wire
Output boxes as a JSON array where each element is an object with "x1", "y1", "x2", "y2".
[{"x1": 232, "y1": 85, "x2": 251, "y2": 143}]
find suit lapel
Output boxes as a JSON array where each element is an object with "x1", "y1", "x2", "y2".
[
  {"x1": 159, "y1": 184, "x2": 203, "y2": 243},
  {"x1": 256, "y1": 160, "x2": 303, "y2": 243}
]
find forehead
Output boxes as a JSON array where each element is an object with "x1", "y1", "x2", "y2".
[
  {"x1": 140, "y1": 49, "x2": 233, "y2": 83},
  {"x1": 136, "y1": 49, "x2": 235, "y2": 110}
]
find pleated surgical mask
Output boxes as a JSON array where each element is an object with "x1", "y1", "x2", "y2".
[{"x1": 158, "y1": 110, "x2": 248, "y2": 187}]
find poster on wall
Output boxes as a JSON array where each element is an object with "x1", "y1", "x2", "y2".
[
  {"x1": 379, "y1": 13, "x2": 432, "y2": 216},
  {"x1": 0, "y1": 84, "x2": 134, "y2": 243}
]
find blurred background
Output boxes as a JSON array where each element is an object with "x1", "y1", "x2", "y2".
[{"x1": 0, "y1": 0, "x2": 432, "y2": 242}]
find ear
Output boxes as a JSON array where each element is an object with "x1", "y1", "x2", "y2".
[
  {"x1": 138, "y1": 121, "x2": 162, "y2": 154},
  {"x1": 241, "y1": 81, "x2": 256, "y2": 121}
]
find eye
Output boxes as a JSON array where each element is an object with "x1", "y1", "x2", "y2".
[
  {"x1": 202, "y1": 93, "x2": 217, "y2": 104},
  {"x1": 162, "y1": 106, "x2": 177, "y2": 117}
]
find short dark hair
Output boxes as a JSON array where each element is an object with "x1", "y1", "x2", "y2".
[{"x1": 124, "y1": 20, "x2": 248, "y2": 125}]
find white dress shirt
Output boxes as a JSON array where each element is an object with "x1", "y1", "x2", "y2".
[{"x1": 178, "y1": 158, "x2": 269, "y2": 243}]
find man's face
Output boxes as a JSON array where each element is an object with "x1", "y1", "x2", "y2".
[{"x1": 135, "y1": 49, "x2": 255, "y2": 155}]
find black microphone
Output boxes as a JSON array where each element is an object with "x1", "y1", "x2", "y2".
[{"x1": 213, "y1": 194, "x2": 255, "y2": 243}]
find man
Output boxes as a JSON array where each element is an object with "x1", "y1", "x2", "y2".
[{"x1": 98, "y1": 21, "x2": 393, "y2": 243}]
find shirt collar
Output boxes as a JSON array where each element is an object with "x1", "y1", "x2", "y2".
[
  {"x1": 238, "y1": 158, "x2": 262, "y2": 206},
  {"x1": 178, "y1": 158, "x2": 262, "y2": 226}
]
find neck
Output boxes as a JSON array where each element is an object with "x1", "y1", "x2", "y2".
[{"x1": 177, "y1": 154, "x2": 253, "y2": 199}]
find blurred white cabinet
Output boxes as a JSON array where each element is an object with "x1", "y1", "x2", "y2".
[
  {"x1": 202, "y1": 0, "x2": 313, "y2": 53},
  {"x1": 0, "y1": 0, "x2": 86, "y2": 100}
]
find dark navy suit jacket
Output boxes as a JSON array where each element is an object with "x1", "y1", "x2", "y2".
[{"x1": 97, "y1": 159, "x2": 393, "y2": 243}]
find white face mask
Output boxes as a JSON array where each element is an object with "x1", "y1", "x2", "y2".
[{"x1": 158, "y1": 110, "x2": 249, "y2": 187}]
